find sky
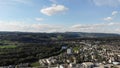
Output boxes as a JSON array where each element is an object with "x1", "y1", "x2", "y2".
[{"x1": 0, "y1": 0, "x2": 120, "y2": 33}]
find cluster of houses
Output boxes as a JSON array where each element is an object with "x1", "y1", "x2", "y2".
[
  {"x1": 0, "y1": 40, "x2": 120, "y2": 68},
  {"x1": 37, "y1": 40, "x2": 120, "y2": 68}
]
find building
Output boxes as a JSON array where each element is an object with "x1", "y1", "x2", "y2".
[{"x1": 67, "y1": 48, "x2": 73, "y2": 55}]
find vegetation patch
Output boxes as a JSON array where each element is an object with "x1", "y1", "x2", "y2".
[
  {"x1": 0, "y1": 45, "x2": 17, "y2": 49},
  {"x1": 30, "y1": 62, "x2": 40, "y2": 67}
]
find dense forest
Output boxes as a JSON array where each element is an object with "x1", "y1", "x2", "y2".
[{"x1": 0, "y1": 32, "x2": 120, "y2": 66}]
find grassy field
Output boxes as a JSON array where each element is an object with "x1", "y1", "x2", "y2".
[
  {"x1": 0, "y1": 45, "x2": 17, "y2": 49},
  {"x1": 0, "y1": 40, "x2": 17, "y2": 49},
  {"x1": 73, "y1": 46, "x2": 80, "y2": 51},
  {"x1": 30, "y1": 62, "x2": 40, "y2": 67}
]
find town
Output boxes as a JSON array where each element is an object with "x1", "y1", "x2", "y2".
[
  {"x1": 37, "y1": 39, "x2": 120, "y2": 68},
  {"x1": 0, "y1": 36, "x2": 120, "y2": 68},
  {"x1": 1, "y1": 0, "x2": 120, "y2": 68}
]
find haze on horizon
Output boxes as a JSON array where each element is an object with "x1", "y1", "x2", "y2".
[{"x1": 0, "y1": 0, "x2": 120, "y2": 33}]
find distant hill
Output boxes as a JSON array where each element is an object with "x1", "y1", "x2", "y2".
[
  {"x1": 0, "y1": 31, "x2": 120, "y2": 39},
  {"x1": 64, "y1": 32, "x2": 120, "y2": 38}
]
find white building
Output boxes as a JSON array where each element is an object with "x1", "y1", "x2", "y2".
[{"x1": 67, "y1": 48, "x2": 72, "y2": 55}]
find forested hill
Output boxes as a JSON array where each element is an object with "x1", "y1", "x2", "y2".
[
  {"x1": 64, "y1": 32, "x2": 120, "y2": 38},
  {"x1": 0, "y1": 32, "x2": 120, "y2": 38}
]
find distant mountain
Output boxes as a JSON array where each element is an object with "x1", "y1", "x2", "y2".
[
  {"x1": 64, "y1": 32, "x2": 120, "y2": 38},
  {"x1": 0, "y1": 31, "x2": 120, "y2": 39}
]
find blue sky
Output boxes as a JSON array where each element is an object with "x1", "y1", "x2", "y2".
[{"x1": 0, "y1": 0, "x2": 120, "y2": 33}]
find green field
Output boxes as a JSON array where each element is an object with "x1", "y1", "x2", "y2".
[
  {"x1": 73, "y1": 46, "x2": 80, "y2": 51},
  {"x1": 0, "y1": 45, "x2": 17, "y2": 49},
  {"x1": 30, "y1": 62, "x2": 40, "y2": 67},
  {"x1": 0, "y1": 40, "x2": 17, "y2": 49}
]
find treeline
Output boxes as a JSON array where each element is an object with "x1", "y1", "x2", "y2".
[
  {"x1": 0, "y1": 43, "x2": 64, "y2": 66},
  {"x1": 0, "y1": 32, "x2": 120, "y2": 42}
]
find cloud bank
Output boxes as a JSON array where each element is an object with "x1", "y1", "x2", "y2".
[
  {"x1": 0, "y1": 21, "x2": 120, "y2": 33},
  {"x1": 0, "y1": 21, "x2": 63, "y2": 32}
]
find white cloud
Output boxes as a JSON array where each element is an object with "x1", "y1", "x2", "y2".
[
  {"x1": 71, "y1": 23, "x2": 109, "y2": 29},
  {"x1": 0, "y1": 20, "x2": 120, "y2": 33},
  {"x1": 0, "y1": 0, "x2": 32, "y2": 7},
  {"x1": 71, "y1": 24, "x2": 82, "y2": 28},
  {"x1": 92, "y1": 0, "x2": 120, "y2": 7},
  {"x1": 40, "y1": 4, "x2": 68, "y2": 16},
  {"x1": 115, "y1": 28, "x2": 120, "y2": 32},
  {"x1": 112, "y1": 11, "x2": 118, "y2": 16},
  {"x1": 104, "y1": 17, "x2": 113, "y2": 21},
  {"x1": 12, "y1": 0, "x2": 30, "y2": 4},
  {"x1": 35, "y1": 18, "x2": 44, "y2": 21},
  {"x1": 0, "y1": 21, "x2": 63, "y2": 32},
  {"x1": 70, "y1": 22, "x2": 120, "y2": 33},
  {"x1": 71, "y1": 24, "x2": 94, "y2": 29},
  {"x1": 50, "y1": 0, "x2": 57, "y2": 3},
  {"x1": 103, "y1": 11, "x2": 119, "y2": 22}
]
